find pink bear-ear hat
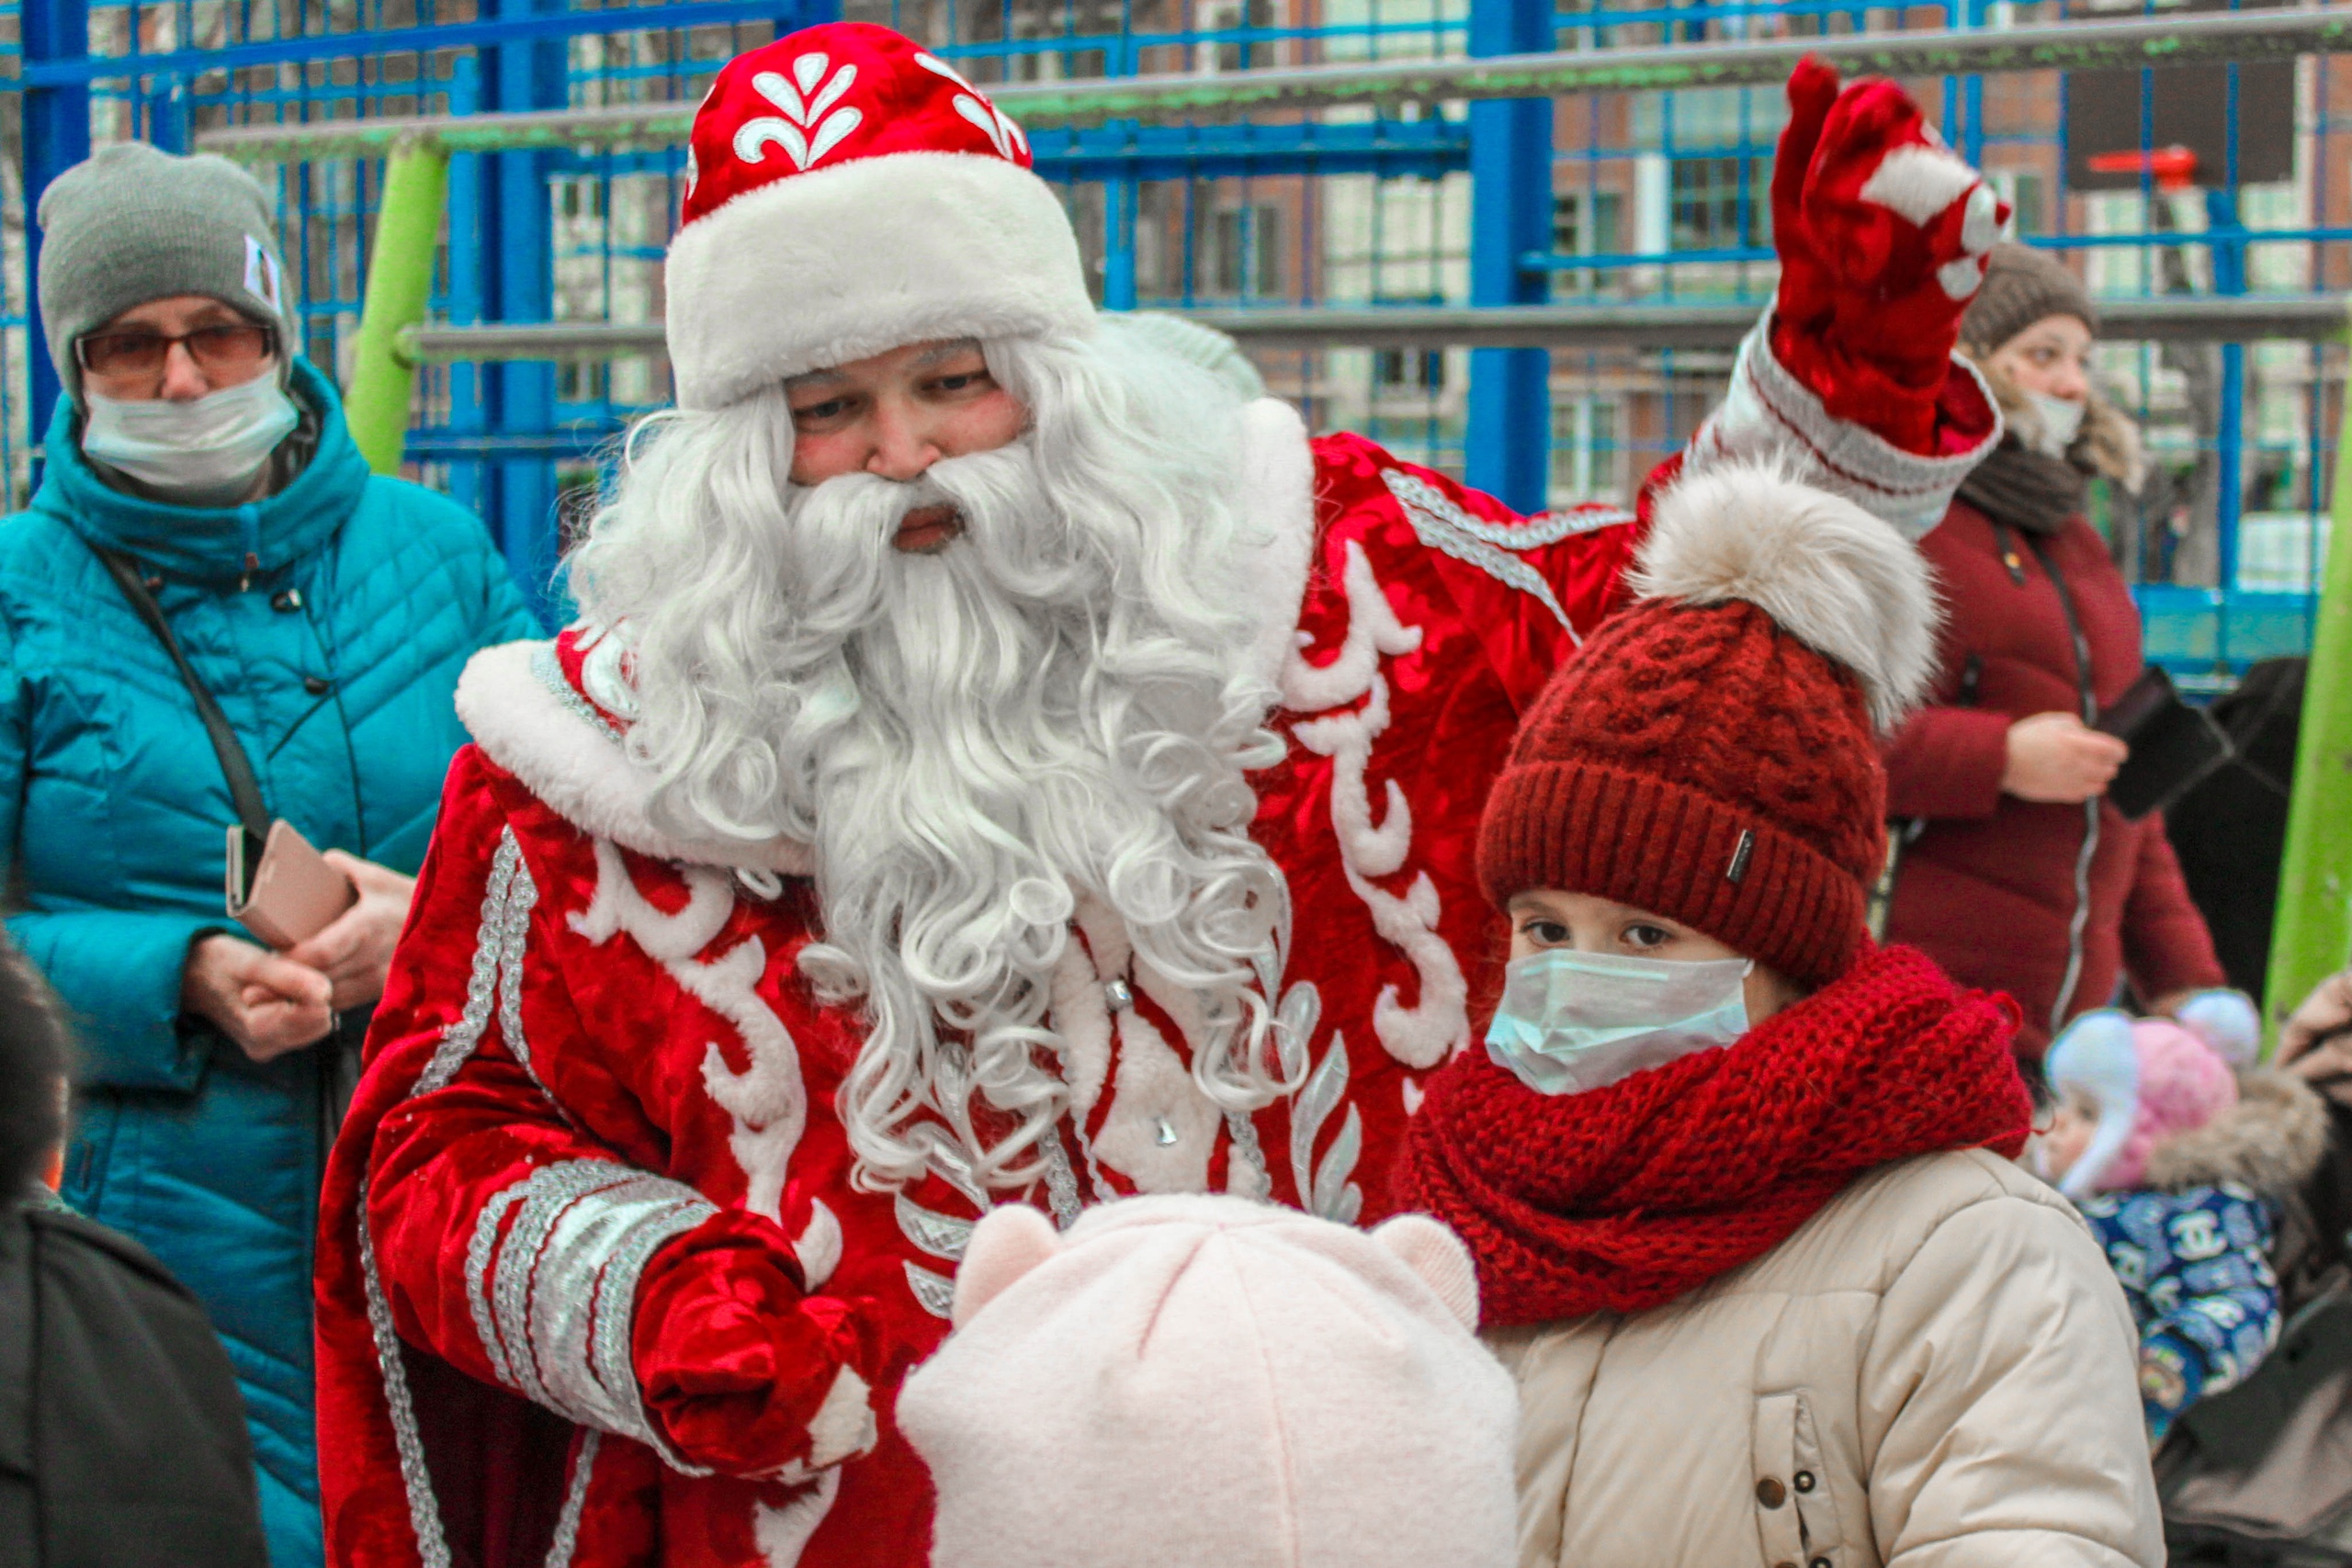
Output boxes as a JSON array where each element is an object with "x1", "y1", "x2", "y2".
[{"x1": 898, "y1": 1193, "x2": 1521, "y2": 1568}]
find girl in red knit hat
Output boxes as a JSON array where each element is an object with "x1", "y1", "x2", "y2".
[{"x1": 1393, "y1": 458, "x2": 2162, "y2": 1566}]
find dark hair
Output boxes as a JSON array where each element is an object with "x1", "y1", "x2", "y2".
[{"x1": 0, "y1": 936, "x2": 70, "y2": 1194}]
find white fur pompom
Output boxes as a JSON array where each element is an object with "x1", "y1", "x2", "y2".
[{"x1": 1631, "y1": 458, "x2": 1941, "y2": 730}]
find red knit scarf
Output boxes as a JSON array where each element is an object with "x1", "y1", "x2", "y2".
[{"x1": 1392, "y1": 943, "x2": 2032, "y2": 1327}]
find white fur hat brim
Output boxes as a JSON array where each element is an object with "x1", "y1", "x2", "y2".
[
  {"x1": 1632, "y1": 458, "x2": 1942, "y2": 730},
  {"x1": 664, "y1": 150, "x2": 1097, "y2": 411}
]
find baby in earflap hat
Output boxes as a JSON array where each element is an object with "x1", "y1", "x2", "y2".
[
  {"x1": 897, "y1": 1194, "x2": 1517, "y2": 1568},
  {"x1": 1394, "y1": 458, "x2": 2164, "y2": 1566},
  {"x1": 2041, "y1": 994, "x2": 2329, "y2": 1442}
]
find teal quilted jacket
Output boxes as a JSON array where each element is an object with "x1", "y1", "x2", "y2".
[{"x1": 0, "y1": 359, "x2": 540, "y2": 1567}]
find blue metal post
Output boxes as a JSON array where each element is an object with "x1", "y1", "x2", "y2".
[
  {"x1": 1465, "y1": 0, "x2": 1550, "y2": 508},
  {"x1": 446, "y1": 56, "x2": 488, "y2": 525},
  {"x1": 2211, "y1": 185, "x2": 2246, "y2": 605},
  {"x1": 476, "y1": 0, "x2": 567, "y2": 622},
  {"x1": 22, "y1": 0, "x2": 90, "y2": 460},
  {"x1": 2211, "y1": 55, "x2": 2246, "y2": 624},
  {"x1": 1103, "y1": 176, "x2": 1139, "y2": 310},
  {"x1": 1101, "y1": 17, "x2": 1139, "y2": 312}
]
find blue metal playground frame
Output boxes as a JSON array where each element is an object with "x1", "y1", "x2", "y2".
[{"x1": 0, "y1": 0, "x2": 2340, "y2": 679}]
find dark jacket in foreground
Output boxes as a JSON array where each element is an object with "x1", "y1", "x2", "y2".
[{"x1": 0, "y1": 1185, "x2": 267, "y2": 1568}]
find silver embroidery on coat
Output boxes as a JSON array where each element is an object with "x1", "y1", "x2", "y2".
[
  {"x1": 1289, "y1": 1028, "x2": 1364, "y2": 1225},
  {"x1": 1038, "y1": 1127, "x2": 1083, "y2": 1229},
  {"x1": 366, "y1": 827, "x2": 539, "y2": 1561},
  {"x1": 1223, "y1": 1111, "x2": 1272, "y2": 1194},
  {"x1": 1381, "y1": 468, "x2": 1577, "y2": 637},
  {"x1": 893, "y1": 1193, "x2": 976, "y2": 1261},
  {"x1": 415, "y1": 831, "x2": 526, "y2": 1098},
  {"x1": 533, "y1": 641, "x2": 626, "y2": 745},
  {"x1": 904, "y1": 1260, "x2": 957, "y2": 1319},
  {"x1": 465, "y1": 1182, "x2": 532, "y2": 1392},
  {"x1": 543, "y1": 1429, "x2": 601, "y2": 1568},
  {"x1": 357, "y1": 1179, "x2": 455, "y2": 1568},
  {"x1": 480, "y1": 1159, "x2": 716, "y2": 1472},
  {"x1": 493, "y1": 856, "x2": 557, "y2": 1109}
]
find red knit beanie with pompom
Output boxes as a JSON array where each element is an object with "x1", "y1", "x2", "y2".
[{"x1": 1476, "y1": 460, "x2": 1941, "y2": 987}]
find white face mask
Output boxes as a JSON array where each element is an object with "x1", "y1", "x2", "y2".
[
  {"x1": 2025, "y1": 390, "x2": 2086, "y2": 459},
  {"x1": 1485, "y1": 947, "x2": 1752, "y2": 1097},
  {"x1": 81, "y1": 374, "x2": 300, "y2": 504}
]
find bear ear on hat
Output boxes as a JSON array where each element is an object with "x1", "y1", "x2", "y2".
[
  {"x1": 1373, "y1": 1213, "x2": 1480, "y2": 1330},
  {"x1": 950, "y1": 1203, "x2": 1060, "y2": 1328}
]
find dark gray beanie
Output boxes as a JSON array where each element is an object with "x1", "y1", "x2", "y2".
[
  {"x1": 36, "y1": 142, "x2": 294, "y2": 399},
  {"x1": 1959, "y1": 243, "x2": 2098, "y2": 359}
]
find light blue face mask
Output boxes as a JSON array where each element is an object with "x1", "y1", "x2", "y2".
[{"x1": 1486, "y1": 947, "x2": 1752, "y2": 1097}]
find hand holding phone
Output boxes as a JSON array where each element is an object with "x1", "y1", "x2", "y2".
[
  {"x1": 227, "y1": 820, "x2": 357, "y2": 949},
  {"x1": 281, "y1": 851, "x2": 419, "y2": 1011}
]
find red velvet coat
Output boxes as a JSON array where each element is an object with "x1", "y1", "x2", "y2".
[
  {"x1": 316, "y1": 338, "x2": 1998, "y2": 1568},
  {"x1": 1881, "y1": 499, "x2": 2224, "y2": 1059}
]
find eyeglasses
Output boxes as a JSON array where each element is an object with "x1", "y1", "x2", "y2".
[{"x1": 75, "y1": 321, "x2": 276, "y2": 382}]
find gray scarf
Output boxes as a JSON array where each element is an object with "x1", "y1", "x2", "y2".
[{"x1": 1955, "y1": 441, "x2": 2086, "y2": 536}]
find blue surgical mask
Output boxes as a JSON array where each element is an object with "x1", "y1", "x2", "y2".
[{"x1": 1486, "y1": 948, "x2": 1752, "y2": 1097}]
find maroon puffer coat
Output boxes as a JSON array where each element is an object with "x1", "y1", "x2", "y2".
[{"x1": 1882, "y1": 498, "x2": 2223, "y2": 1061}]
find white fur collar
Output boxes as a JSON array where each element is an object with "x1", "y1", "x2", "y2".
[
  {"x1": 455, "y1": 398, "x2": 1319, "y2": 872},
  {"x1": 456, "y1": 642, "x2": 816, "y2": 874}
]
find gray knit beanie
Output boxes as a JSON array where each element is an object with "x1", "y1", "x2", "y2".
[
  {"x1": 1960, "y1": 243, "x2": 2098, "y2": 359},
  {"x1": 36, "y1": 142, "x2": 294, "y2": 400}
]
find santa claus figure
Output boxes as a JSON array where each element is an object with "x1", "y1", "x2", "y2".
[{"x1": 315, "y1": 27, "x2": 2007, "y2": 1567}]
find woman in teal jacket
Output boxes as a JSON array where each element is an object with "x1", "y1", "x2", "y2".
[{"x1": 1, "y1": 144, "x2": 540, "y2": 1566}]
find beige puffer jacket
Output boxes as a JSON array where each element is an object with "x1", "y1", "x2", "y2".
[{"x1": 1486, "y1": 1149, "x2": 2163, "y2": 1568}]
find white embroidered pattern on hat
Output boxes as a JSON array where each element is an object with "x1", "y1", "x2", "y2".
[
  {"x1": 913, "y1": 51, "x2": 1029, "y2": 160},
  {"x1": 737, "y1": 54, "x2": 865, "y2": 171}
]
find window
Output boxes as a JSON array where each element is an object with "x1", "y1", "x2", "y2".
[
  {"x1": 1374, "y1": 348, "x2": 1446, "y2": 392},
  {"x1": 2002, "y1": 171, "x2": 2046, "y2": 238},
  {"x1": 1552, "y1": 189, "x2": 1624, "y2": 259},
  {"x1": 1550, "y1": 396, "x2": 1623, "y2": 505},
  {"x1": 1202, "y1": 0, "x2": 1279, "y2": 72},
  {"x1": 1208, "y1": 205, "x2": 1283, "y2": 299},
  {"x1": 1668, "y1": 157, "x2": 1770, "y2": 254}
]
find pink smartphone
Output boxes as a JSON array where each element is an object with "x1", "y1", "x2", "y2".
[{"x1": 226, "y1": 820, "x2": 357, "y2": 950}]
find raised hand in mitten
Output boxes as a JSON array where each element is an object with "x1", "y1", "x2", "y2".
[
  {"x1": 1769, "y1": 57, "x2": 2007, "y2": 455},
  {"x1": 632, "y1": 1209, "x2": 881, "y2": 1478}
]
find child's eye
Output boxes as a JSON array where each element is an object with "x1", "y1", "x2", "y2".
[
  {"x1": 1521, "y1": 919, "x2": 1571, "y2": 947},
  {"x1": 1623, "y1": 923, "x2": 1672, "y2": 950}
]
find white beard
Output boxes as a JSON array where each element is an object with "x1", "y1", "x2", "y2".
[{"x1": 567, "y1": 332, "x2": 1293, "y2": 1190}]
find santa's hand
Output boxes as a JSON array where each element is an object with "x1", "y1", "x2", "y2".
[
  {"x1": 631, "y1": 1211, "x2": 880, "y2": 1477},
  {"x1": 1770, "y1": 57, "x2": 2007, "y2": 455}
]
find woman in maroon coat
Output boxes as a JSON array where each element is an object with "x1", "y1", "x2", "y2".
[{"x1": 1883, "y1": 244, "x2": 2224, "y2": 1064}]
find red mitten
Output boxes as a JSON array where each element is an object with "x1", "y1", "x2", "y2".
[
  {"x1": 1769, "y1": 57, "x2": 2007, "y2": 455},
  {"x1": 631, "y1": 1210, "x2": 879, "y2": 1478}
]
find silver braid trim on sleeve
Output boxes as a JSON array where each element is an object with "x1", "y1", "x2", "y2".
[
  {"x1": 473, "y1": 1158, "x2": 718, "y2": 1473},
  {"x1": 1683, "y1": 309, "x2": 2002, "y2": 541}
]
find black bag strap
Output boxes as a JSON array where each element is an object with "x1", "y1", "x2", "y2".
[
  {"x1": 2018, "y1": 531, "x2": 2098, "y2": 723},
  {"x1": 94, "y1": 550, "x2": 271, "y2": 849}
]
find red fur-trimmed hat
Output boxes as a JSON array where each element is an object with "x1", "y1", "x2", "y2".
[
  {"x1": 665, "y1": 22, "x2": 1095, "y2": 411},
  {"x1": 1476, "y1": 461, "x2": 1940, "y2": 986}
]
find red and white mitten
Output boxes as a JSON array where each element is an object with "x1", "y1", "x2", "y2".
[
  {"x1": 1770, "y1": 58, "x2": 2007, "y2": 457},
  {"x1": 631, "y1": 1209, "x2": 883, "y2": 1478}
]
